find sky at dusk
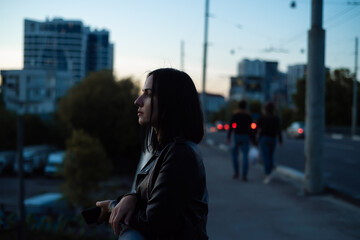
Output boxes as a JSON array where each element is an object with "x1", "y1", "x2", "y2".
[{"x1": 1, "y1": 0, "x2": 359, "y2": 97}]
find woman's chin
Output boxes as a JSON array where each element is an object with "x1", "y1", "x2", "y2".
[{"x1": 138, "y1": 119, "x2": 147, "y2": 125}]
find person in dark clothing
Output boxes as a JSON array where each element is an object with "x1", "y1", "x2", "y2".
[
  {"x1": 227, "y1": 100, "x2": 254, "y2": 181},
  {"x1": 257, "y1": 102, "x2": 282, "y2": 184},
  {"x1": 96, "y1": 68, "x2": 208, "y2": 239}
]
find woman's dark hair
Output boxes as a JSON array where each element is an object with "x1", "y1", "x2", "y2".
[
  {"x1": 264, "y1": 102, "x2": 275, "y2": 116},
  {"x1": 143, "y1": 68, "x2": 204, "y2": 153}
]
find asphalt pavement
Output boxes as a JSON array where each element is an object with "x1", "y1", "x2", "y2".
[{"x1": 199, "y1": 142, "x2": 360, "y2": 240}]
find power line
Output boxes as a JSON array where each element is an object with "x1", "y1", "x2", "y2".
[
  {"x1": 280, "y1": 4, "x2": 359, "y2": 49},
  {"x1": 326, "y1": 9, "x2": 360, "y2": 29}
]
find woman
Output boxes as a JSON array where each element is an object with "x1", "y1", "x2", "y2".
[
  {"x1": 96, "y1": 68, "x2": 208, "y2": 240},
  {"x1": 257, "y1": 102, "x2": 282, "y2": 184}
]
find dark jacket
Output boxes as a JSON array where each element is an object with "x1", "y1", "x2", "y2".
[
  {"x1": 257, "y1": 115, "x2": 282, "y2": 143},
  {"x1": 129, "y1": 138, "x2": 208, "y2": 240},
  {"x1": 227, "y1": 110, "x2": 255, "y2": 143}
]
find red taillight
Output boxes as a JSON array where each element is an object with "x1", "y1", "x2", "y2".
[
  {"x1": 251, "y1": 122, "x2": 257, "y2": 130},
  {"x1": 232, "y1": 123, "x2": 237, "y2": 129},
  {"x1": 217, "y1": 124, "x2": 223, "y2": 130},
  {"x1": 298, "y1": 128, "x2": 304, "y2": 134},
  {"x1": 224, "y1": 124, "x2": 230, "y2": 130}
]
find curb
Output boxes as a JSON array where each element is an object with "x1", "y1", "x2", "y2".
[
  {"x1": 204, "y1": 139, "x2": 360, "y2": 208},
  {"x1": 275, "y1": 165, "x2": 304, "y2": 182}
]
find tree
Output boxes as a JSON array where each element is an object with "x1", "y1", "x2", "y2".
[
  {"x1": 292, "y1": 76, "x2": 306, "y2": 121},
  {"x1": 0, "y1": 92, "x2": 63, "y2": 150},
  {"x1": 292, "y1": 68, "x2": 360, "y2": 126},
  {"x1": 61, "y1": 129, "x2": 111, "y2": 208},
  {"x1": 58, "y1": 70, "x2": 141, "y2": 175},
  {"x1": 0, "y1": 97, "x2": 17, "y2": 150}
]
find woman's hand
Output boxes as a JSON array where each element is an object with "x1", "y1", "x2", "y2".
[
  {"x1": 109, "y1": 195, "x2": 137, "y2": 235},
  {"x1": 96, "y1": 200, "x2": 112, "y2": 224}
]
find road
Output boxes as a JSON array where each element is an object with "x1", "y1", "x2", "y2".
[{"x1": 206, "y1": 131, "x2": 360, "y2": 203}]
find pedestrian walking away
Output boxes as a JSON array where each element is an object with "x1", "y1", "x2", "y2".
[
  {"x1": 227, "y1": 100, "x2": 255, "y2": 181},
  {"x1": 96, "y1": 68, "x2": 209, "y2": 240},
  {"x1": 257, "y1": 102, "x2": 282, "y2": 184}
]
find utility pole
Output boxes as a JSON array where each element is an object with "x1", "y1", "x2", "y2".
[
  {"x1": 201, "y1": 0, "x2": 209, "y2": 127},
  {"x1": 304, "y1": 0, "x2": 326, "y2": 194},
  {"x1": 351, "y1": 37, "x2": 358, "y2": 137},
  {"x1": 180, "y1": 40, "x2": 185, "y2": 71},
  {"x1": 17, "y1": 115, "x2": 25, "y2": 240}
]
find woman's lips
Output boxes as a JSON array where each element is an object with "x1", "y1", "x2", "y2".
[{"x1": 137, "y1": 111, "x2": 143, "y2": 116}]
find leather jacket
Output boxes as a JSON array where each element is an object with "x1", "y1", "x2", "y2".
[{"x1": 128, "y1": 138, "x2": 208, "y2": 240}]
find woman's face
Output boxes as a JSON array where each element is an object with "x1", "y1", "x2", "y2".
[{"x1": 134, "y1": 75, "x2": 158, "y2": 126}]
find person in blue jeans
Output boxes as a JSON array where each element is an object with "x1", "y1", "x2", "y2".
[
  {"x1": 227, "y1": 100, "x2": 255, "y2": 181},
  {"x1": 257, "y1": 102, "x2": 282, "y2": 184}
]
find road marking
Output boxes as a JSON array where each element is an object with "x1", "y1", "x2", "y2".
[
  {"x1": 331, "y1": 134, "x2": 343, "y2": 140},
  {"x1": 276, "y1": 166, "x2": 304, "y2": 182},
  {"x1": 352, "y1": 135, "x2": 360, "y2": 141},
  {"x1": 219, "y1": 144, "x2": 230, "y2": 151},
  {"x1": 206, "y1": 139, "x2": 215, "y2": 146},
  {"x1": 324, "y1": 142, "x2": 354, "y2": 151}
]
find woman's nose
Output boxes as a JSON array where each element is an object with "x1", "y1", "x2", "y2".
[{"x1": 134, "y1": 95, "x2": 144, "y2": 107}]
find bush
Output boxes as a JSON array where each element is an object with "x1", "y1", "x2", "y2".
[{"x1": 61, "y1": 130, "x2": 111, "y2": 208}]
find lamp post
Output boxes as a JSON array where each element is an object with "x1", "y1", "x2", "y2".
[
  {"x1": 201, "y1": 0, "x2": 210, "y2": 129},
  {"x1": 304, "y1": 0, "x2": 326, "y2": 194},
  {"x1": 16, "y1": 114, "x2": 25, "y2": 240}
]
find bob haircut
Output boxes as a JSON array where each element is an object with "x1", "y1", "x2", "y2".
[{"x1": 143, "y1": 68, "x2": 204, "y2": 153}]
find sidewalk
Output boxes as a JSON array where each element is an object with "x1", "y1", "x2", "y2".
[{"x1": 199, "y1": 143, "x2": 360, "y2": 240}]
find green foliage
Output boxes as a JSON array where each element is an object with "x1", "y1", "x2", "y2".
[
  {"x1": 61, "y1": 129, "x2": 111, "y2": 208},
  {"x1": 0, "y1": 106, "x2": 64, "y2": 151},
  {"x1": 0, "y1": 103, "x2": 17, "y2": 150},
  {"x1": 58, "y1": 70, "x2": 141, "y2": 175},
  {"x1": 292, "y1": 68, "x2": 360, "y2": 126},
  {"x1": 248, "y1": 100, "x2": 262, "y2": 115},
  {"x1": 292, "y1": 76, "x2": 306, "y2": 121},
  {"x1": 280, "y1": 107, "x2": 296, "y2": 129},
  {"x1": 1, "y1": 211, "x2": 115, "y2": 240},
  {"x1": 325, "y1": 68, "x2": 359, "y2": 126},
  {"x1": 212, "y1": 100, "x2": 262, "y2": 123}
]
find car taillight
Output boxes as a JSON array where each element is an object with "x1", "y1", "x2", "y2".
[
  {"x1": 251, "y1": 122, "x2": 257, "y2": 130},
  {"x1": 232, "y1": 123, "x2": 237, "y2": 129},
  {"x1": 224, "y1": 124, "x2": 230, "y2": 130},
  {"x1": 217, "y1": 124, "x2": 223, "y2": 130},
  {"x1": 298, "y1": 128, "x2": 304, "y2": 134}
]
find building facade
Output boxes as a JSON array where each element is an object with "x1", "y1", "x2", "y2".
[
  {"x1": 287, "y1": 64, "x2": 307, "y2": 107},
  {"x1": 230, "y1": 59, "x2": 286, "y2": 104},
  {"x1": 0, "y1": 69, "x2": 72, "y2": 115},
  {"x1": 24, "y1": 18, "x2": 113, "y2": 84}
]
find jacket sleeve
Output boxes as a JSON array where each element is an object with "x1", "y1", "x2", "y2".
[
  {"x1": 227, "y1": 115, "x2": 234, "y2": 140},
  {"x1": 129, "y1": 144, "x2": 203, "y2": 238}
]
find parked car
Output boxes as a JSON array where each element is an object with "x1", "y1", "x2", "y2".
[
  {"x1": 0, "y1": 151, "x2": 16, "y2": 174},
  {"x1": 44, "y1": 151, "x2": 65, "y2": 177},
  {"x1": 14, "y1": 145, "x2": 56, "y2": 175},
  {"x1": 24, "y1": 192, "x2": 69, "y2": 215},
  {"x1": 286, "y1": 121, "x2": 305, "y2": 138}
]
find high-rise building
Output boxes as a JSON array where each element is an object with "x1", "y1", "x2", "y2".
[
  {"x1": 24, "y1": 18, "x2": 114, "y2": 84},
  {"x1": 86, "y1": 30, "x2": 114, "y2": 74},
  {"x1": 1, "y1": 18, "x2": 114, "y2": 115}
]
